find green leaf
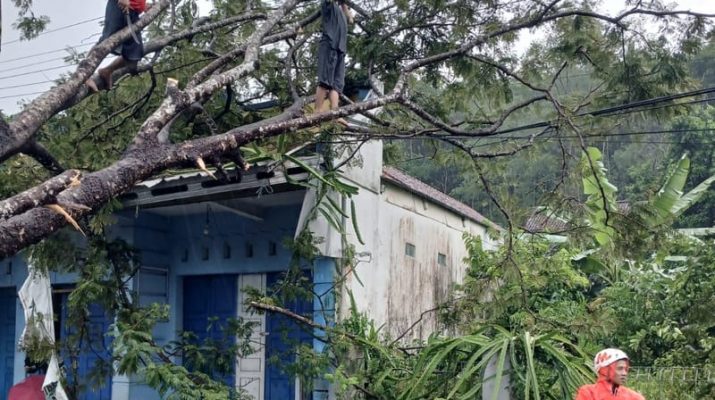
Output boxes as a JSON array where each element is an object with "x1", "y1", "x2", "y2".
[
  {"x1": 285, "y1": 154, "x2": 334, "y2": 188},
  {"x1": 350, "y1": 199, "x2": 365, "y2": 245},
  {"x1": 489, "y1": 339, "x2": 509, "y2": 400},
  {"x1": 653, "y1": 154, "x2": 690, "y2": 219},
  {"x1": 671, "y1": 173, "x2": 715, "y2": 217},
  {"x1": 318, "y1": 206, "x2": 345, "y2": 234}
]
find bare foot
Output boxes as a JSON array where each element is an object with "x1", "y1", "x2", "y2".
[
  {"x1": 85, "y1": 68, "x2": 113, "y2": 93},
  {"x1": 85, "y1": 77, "x2": 100, "y2": 93},
  {"x1": 336, "y1": 117, "x2": 349, "y2": 127},
  {"x1": 97, "y1": 68, "x2": 113, "y2": 90}
]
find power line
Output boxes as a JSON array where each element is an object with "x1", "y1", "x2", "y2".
[
  {"x1": 0, "y1": 17, "x2": 102, "y2": 46},
  {"x1": 0, "y1": 56, "x2": 74, "y2": 74},
  {"x1": 0, "y1": 63, "x2": 79, "y2": 81},
  {"x1": 486, "y1": 87, "x2": 715, "y2": 136},
  {"x1": 341, "y1": 126, "x2": 715, "y2": 146},
  {"x1": 445, "y1": 127, "x2": 715, "y2": 141},
  {"x1": 0, "y1": 80, "x2": 56, "y2": 90},
  {"x1": 0, "y1": 91, "x2": 46, "y2": 100},
  {"x1": 0, "y1": 43, "x2": 93, "y2": 64}
]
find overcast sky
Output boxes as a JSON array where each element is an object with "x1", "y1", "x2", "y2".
[{"x1": 0, "y1": 0, "x2": 714, "y2": 114}]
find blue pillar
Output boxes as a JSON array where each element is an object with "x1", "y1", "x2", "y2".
[{"x1": 313, "y1": 258, "x2": 336, "y2": 400}]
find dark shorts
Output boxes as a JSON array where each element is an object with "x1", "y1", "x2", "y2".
[
  {"x1": 317, "y1": 39, "x2": 345, "y2": 93},
  {"x1": 99, "y1": 0, "x2": 144, "y2": 62}
]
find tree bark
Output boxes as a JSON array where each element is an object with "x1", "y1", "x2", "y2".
[
  {"x1": 0, "y1": 170, "x2": 81, "y2": 221},
  {"x1": 0, "y1": 93, "x2": 398, "y2": 258}
]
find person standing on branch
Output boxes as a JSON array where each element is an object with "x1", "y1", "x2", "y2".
[
  {"x1": 575, "y1": 348, "x2": 645, "y2": 400},
  {"x1": 86, "y1": 0, "x2": 150, "y2": 92},
  {"x1": 314, "y1": 0, "x2": 353, "y2": 124}
]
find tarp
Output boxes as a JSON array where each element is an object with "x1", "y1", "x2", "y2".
[{"x1": 18, "y1": 266, "x2": 68, "y2": 400}]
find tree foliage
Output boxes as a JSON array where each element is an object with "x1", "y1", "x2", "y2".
[{"x1": 2, "y1": 0, "x2": 715, "y2": 398}]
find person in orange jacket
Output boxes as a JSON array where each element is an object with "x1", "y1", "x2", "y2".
[{"x1": 575, "y1": 348, "x2": 645, "y2": 400}]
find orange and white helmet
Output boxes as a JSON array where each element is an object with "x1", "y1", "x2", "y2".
[{"x1": 594, "y1": 348, "x2": 629, "y2": 372}]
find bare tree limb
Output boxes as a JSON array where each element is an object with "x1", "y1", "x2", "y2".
[
  {"x1": 0, "y1": 91, "x2": 399, "y2": 258},
  {"x1": 0, "y1": 170, "x2": 81, "y2": 221},
  {"x1": 187, "y1": 10, "x2": 319, "y2": 88},
  {"x1": 400, "y1": 95, "x2": 547, "y2": 137},
  {"x1": 20, "y1": 140, "x2": 64, "y2": 174},
  {"x1": 63, "y1": 11, "x2": 266, "y2": 112}
]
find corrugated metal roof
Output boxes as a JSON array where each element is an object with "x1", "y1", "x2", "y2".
[
  {"x1": 522, "y1": 208, "x2": 570, "y2": 233},
  {"x1": 381, "y1": 166, "x2": 502, "y2": 230},
  {"x1": 523, "y1": 202, "x2": 631, "y2": 233}
]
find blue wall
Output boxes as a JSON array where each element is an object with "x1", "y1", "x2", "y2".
[
  {"x1": 312, "y1": 258, "x2": 336, "y2": 400},
  {"x1": 0, "y1": 203, "x2": 338, "y2": 400},
  {"x1": 0, "y1": 287, "x2": 16, "y2": 398}
]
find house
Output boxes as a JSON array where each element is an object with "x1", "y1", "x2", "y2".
[{"x1": 0, "y1": 98, "x2": 500, "y2": 400}]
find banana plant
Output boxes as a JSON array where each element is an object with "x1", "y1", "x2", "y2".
[
  {"x1": 649, "y1": 154, "x2": 715, "y2": 226},
  {"x1": 397, "y1": 327, "x2": 592, "y2": 400},
  {"x1": 580, "y1": 147, "x2": 618, "y2": 247}
]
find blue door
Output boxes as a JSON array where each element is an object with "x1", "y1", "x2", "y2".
[
  {"x1": 265, "y1": 272, "x2": 313, "y2": 400},
  {"x1": 0, "y1": 288, "x2": 16, "y2": 399},
  {"x1": 59, "y1": 294, "x2": 113, "y2": 400},
  {"x1": 182, "y1": 275, "x2": 238, "y2": 387}
]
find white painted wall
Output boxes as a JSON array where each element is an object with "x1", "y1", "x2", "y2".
[
  {"x1": 340, "y1": 179, "x2": 496, "y2": 341},
  {"x1": 315, "y1": 120, "x2": 499, "y2": 341}
]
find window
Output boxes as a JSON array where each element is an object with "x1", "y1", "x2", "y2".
[
  {"x1": 437, "y1": 253, "x2": 447, "y2": 266},
  {"x1": 405, "y1": 242, "x2": 416, "y2": 257},
  {"x1": 223, "y1": 242, "x2": 232, "y2": 259},
  {"x1": 245, "y1": 243, "x2": 254, "y2": 258},
  {"x1": 268, "y1": 241, "x2": 277, "y2": 256}
]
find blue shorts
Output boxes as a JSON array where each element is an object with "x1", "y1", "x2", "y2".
[
  {"x1": 317, "y1": 39, "x2": 345, "y2": 93},
  {"x1": 99, "y1": 0, "x2": 144, "y2": 62}
]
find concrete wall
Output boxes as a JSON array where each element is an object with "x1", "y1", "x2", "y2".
[
  {"x1": 323, "y1": 126, "x2": 498, "y2": 342},
  {"x1": 340, "y1": 180, "x2": 496, "y2": 341}
]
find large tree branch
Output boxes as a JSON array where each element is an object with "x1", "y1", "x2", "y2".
[
  {"x1": 0, "y1": 92, "x2": 399, "y2": 258},
  {"x1": 187, "y1": 10, "x2": 319, "y2": 88},
  {"x1": 0, "y1": 170, "x2": 81, "y2": 221},
  {"x1": 61, "y1": 11, "x2": 267, "y2": 113},
  {"x1": 131, "y1": 0, "x2": 304, "y2": 147},
  {"x1": 0, "y1": 1, "x2": 171, "y2": 164}
]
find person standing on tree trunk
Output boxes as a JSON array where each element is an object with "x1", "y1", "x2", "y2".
[
  {"x1": 314, "y1": 0, "x2": 353, "y2": 123},
  {"x1": 575, "y1": 348, "x2": 645, "y2": 400},
  {"x1": 86, "y1": 0, "x2": 150, "y2": 92}
]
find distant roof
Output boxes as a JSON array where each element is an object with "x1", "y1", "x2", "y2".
[
  {"x1": 522, "y1": 208, "x2": 570, "y2": 233},
  {"x1": 523, "y1": 202, "x2": 631, "y2": 234},
  {"x1": 381, "y1": 166, "x2": 501, "y2": 230}
]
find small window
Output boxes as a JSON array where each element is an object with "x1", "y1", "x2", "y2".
[
  {"x1": 245, "y1": 243, "x2": 254, "y2": 258},
  {"x1": 5, "y1": 261, "x2": 12, "y2": 275},
  {"x1": 437, "y1": 253, "x2": 447, "y2": 266},
  {"x1": 268, "y1": 241, "x2": 277, "y2": 256},
  {"x1": 180, "y1": 249, "x2": 189, "y2": 263},
  {"x1": 223, "y1": 242, "x2": 232, "y2": 259},
  {"x1": 405, "y1": 243, "x2": 416, "y2": 257},
  {"x1": 201, "y1": 246, "x2": 210, "y2": 261}
]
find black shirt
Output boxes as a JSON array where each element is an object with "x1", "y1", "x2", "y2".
[{"x1": 321, "y1": 0, "x2": 347, "y2": 53}]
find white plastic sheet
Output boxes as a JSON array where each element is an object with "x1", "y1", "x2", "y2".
[{"x1": 18, "y1": 266, "x2": 69, "y2": 400}]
